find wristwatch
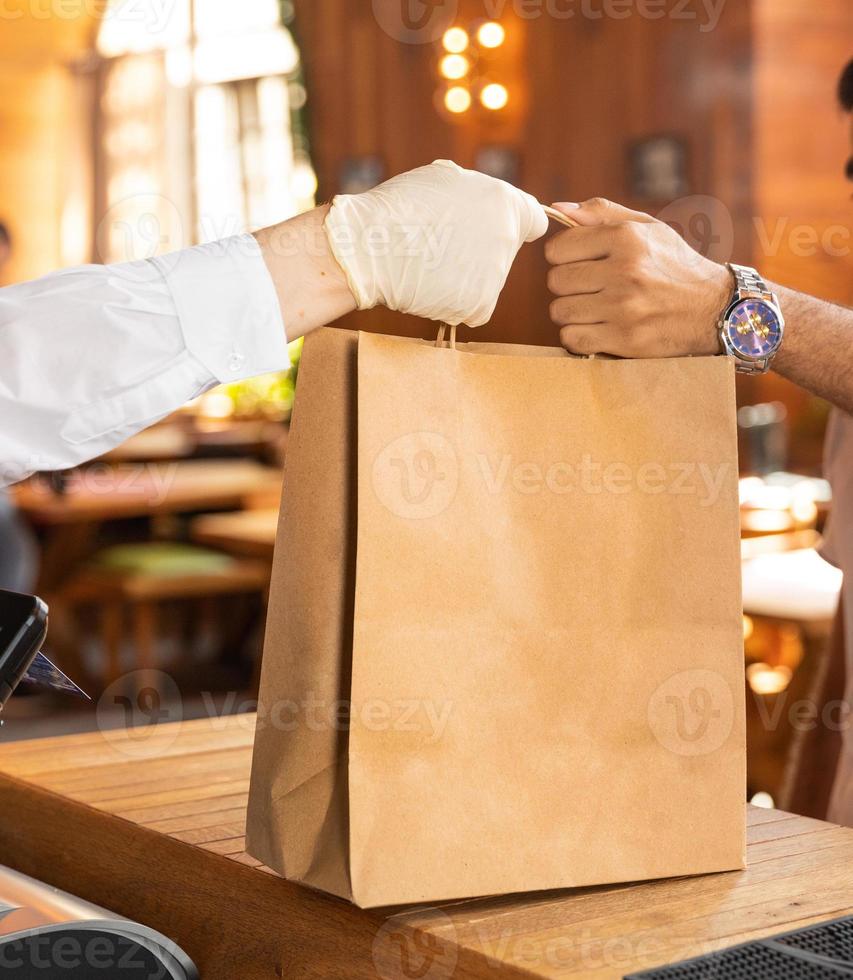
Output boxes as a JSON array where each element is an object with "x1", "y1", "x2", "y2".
[{"x1": 718, "y1": 263, "x2": 785, "y2": 374}]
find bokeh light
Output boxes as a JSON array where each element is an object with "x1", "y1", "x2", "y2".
[
  {"x1": 440, "y1": 54, "x2": 470, "y2": 80},
  {"x1": 480, "y1": 82, "x2": 509, "y2": 110},
  {"x1": 442, "y1": 27, "x2": 469, "y2": 53},
  {"x1": 444, "y1": 86, "x2": 472, "y2": 114},
  {"x1": 477, "y1": 21, "x2": 506, "y2": 48}
]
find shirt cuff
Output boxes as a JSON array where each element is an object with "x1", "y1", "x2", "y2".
[{"x1": 151, "y1": 234, "x2": 290, "y2": 382}]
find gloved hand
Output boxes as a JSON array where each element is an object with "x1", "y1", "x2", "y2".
[{"x1": 324, "y1": 160, "x2": 548, "y2": 327}]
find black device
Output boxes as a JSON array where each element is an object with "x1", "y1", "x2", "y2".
[
  {"x1": 625, "y1": 913, "x2": 853, "y2": 979},
  {"x1": 0, "y1": 589, "x2": 48, "y2": 710},
  {"x1": 0, "y1": 589, "x2": 87, "y2": 711},
  {"x1": 0, "y1": 864, "x2": 198, "y2": 979}
]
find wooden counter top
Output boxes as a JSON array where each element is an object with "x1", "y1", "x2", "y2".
[
  {"x1": 0, "y1": 715, "x2": 850, "y2": 978},
  {"x1": 13, "y1": 459, "x2": 282, "y2": 525}
]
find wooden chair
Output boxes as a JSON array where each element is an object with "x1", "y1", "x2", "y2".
[{"x1": 58, "y1": 543, "x2": 270, "y2": 695}]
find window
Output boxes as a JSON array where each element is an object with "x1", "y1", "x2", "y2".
[{"x1": 96, "y1": 0, "x2": 316, "y2": 262}]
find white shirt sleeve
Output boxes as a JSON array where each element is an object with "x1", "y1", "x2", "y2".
[{"x1": 0, "y1": 234, "x2": 289, "y2": 486}]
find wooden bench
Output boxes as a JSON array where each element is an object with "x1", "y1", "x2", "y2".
[{"x1": 0, "y1": 715, "x2": 850, "y2": 978}]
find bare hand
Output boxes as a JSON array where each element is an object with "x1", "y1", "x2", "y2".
[{"x1": 545, "y1": 199, "x2": 731, "y2": 358}]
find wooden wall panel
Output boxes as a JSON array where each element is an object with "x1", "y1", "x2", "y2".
[
  {"x1": 295, "y1": 0, "x2": 756, "y2": 349},
  {"x1": 0, "y1": 65, "x2": 64, "y2": 284},
  {"x1": 753, "y1": 0, "x2": 852, "y2": 309},
  {"x1": 745, "y1": 0, "x2": 852, "y2": 450},
  {"x1": 0, "y1": 10, "x2": 98, "y2": 284}
]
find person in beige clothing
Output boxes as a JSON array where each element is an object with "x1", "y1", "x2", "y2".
[
  {"x1": 822, "y1": 406, "x2": 853, "y2": 823},
  {"x1": 546, "y1": 58, "x2": 853, "y2": 825}
]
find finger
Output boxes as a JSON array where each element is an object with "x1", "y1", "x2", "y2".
[
  {"x1": 549, "y1": 202, "x2": 580, "y2": 222},
  {"x1": 547, "y1": 260, "x2": 607, "y2": 297},
  {"x1": 544, "y1": 225, "x2": 618, "y2": 265},
  {"x1": 549, "y1": 294, "x2": 607, "y2": 326},
  {"x1": 559, "y1": 325, "x2": 610, "y2": 356},
  {"x1": 555, "y1": 197, "x2": 656, "y2": 227}
]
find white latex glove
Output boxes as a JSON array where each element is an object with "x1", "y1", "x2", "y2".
[{"x1": 323, "y1": 160, "x2": 548, "y2": 327}]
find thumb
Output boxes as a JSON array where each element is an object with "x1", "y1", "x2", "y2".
[{"x1": 551, "y1": 197, "x2": 656, "y2": 227}]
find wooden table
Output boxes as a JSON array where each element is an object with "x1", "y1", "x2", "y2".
[
  {"x1": 190, "y1": 507, "x2": 279, "y2": 559},
  {"x1": 13, "y1": 459, "x2": 282, "y2": 603},
  {"x1": 103, "y1": 419, "x2": 286, "y2": 463},
  {"x1": 102, "y1": 423, "x2": 196, "y2": 462},
  {"x1": 0, "y1": 716, "x2": 850, "y2": 979},
  {"x1": 13, "y1": 459, "x2": 282, "y2": 526}
]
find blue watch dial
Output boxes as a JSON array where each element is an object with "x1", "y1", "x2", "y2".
[{"x1": 725, "y1": 299, "x2": 782, "y2": 359}]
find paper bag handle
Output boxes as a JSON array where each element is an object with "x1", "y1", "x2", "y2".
[
  {"x1": 435, "y1": 321, "x2": 599, "y2": 360},
  {"x1": 435, "y1": 323, "x2": 600, "y2": 360},
  {"x1": 435, "y1": 323, "x2": 457, "y2": 350}
]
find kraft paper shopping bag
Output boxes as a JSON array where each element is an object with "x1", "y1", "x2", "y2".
[{"x1": 247, "y1": 327, "x2": 746, "y2": 908}]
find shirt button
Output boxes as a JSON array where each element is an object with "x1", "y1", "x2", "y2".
[{"x1": 227, "y1": 351, "x2": 246, "y2": 373}]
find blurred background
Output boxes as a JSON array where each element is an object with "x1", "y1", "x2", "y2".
[{"x1": 0, "y1": 0, "x2": 851, "y2": 817}]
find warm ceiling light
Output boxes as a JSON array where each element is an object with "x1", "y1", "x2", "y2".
[
  {"x1": 444, "y1": 86, "x2": 472, "y2": 114},
  {"x1": 477, "y1": 21, "x2": 505, "y2": 48},
  {"x1": 442, "y1": 27, "x2": 469, "y2": 53},
  {"x1": 746, "y1": 662, "x2": 793, "y2": 696},
  {"x1": 440, "y1": 54, "x2": 469, "y2": 80},
  {"x1": 480, "y1": 82, "x2": 509, "y2": 110}
]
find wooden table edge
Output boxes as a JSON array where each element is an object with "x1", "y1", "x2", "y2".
[{"x1": 0, "y1": 770, "x2": 523, "y2": 979}]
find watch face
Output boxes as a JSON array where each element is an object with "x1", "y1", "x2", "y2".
[{"x1": 725, "y1": 299, "x2": 783, "y2": 359}]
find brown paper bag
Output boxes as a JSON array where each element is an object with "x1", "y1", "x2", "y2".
[{"x1": 247, "y1": 326, "x2": 746, "y2": 908}]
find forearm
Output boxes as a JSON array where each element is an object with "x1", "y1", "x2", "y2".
[
  {"x1": 771, "y1": 284, "x2": 853, "y2": 413},
  {"x1": 0, "y1": 233, "x2": 292, "y2": 484},
  {"x1": 254, "y1": 204, "x2": 356, "y2": 341}
]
